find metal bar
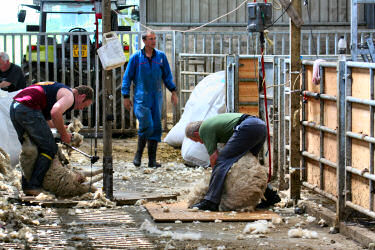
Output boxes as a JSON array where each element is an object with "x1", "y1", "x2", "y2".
[
  {"x1": 303, "y1": 91, "x2": 337, "y2": 101},
  {"x1": 337, "y1": 60, "x2": 346, "y2": 223},
  {"x1": 319, "y1": 66, "x2": 325, "y2": 190},
  {"x1": 346, "y1": 63, "x2": 353, "y2": 203},
  {"x1": 53, "y1": 35, "x2": 57, "y2": 81},
  {"x1": 301, "y1": 64, "x2": 306, "y2": 181},
  {"x1": 45, "y1": 35, "x2": 49, "y2": 81},
  {"x1": 61, "y1": 34, "x2": 65, "y2": 84},
  {"x1": 180, "y1": 71, "x2": 211, "y2": 76},
  {"x1": 279, "y1": 58, "x2": 286, "y2": 189},
  {"x1": 346, "y1": 201, "x2": 375, "y2": 220},
  {"x1": 346, "y1": 131, "x2": 375, "y2": 144},
  {"x1": 303, "y1": 182, "x2": 338, "y2": 202},
  {"x1": 302, "y1": 151, "x2": 337, "y2": 169},
  {"x1": 302, "y1": 121, "x2": 337, "y2": 134},
  {"x1": 273, "y1": 57, "x2": 280, "y2": 180},
  {"x1": 179, "y1": 53, "x2": 227, "y2": 57},
  {"x1": 346, "y1": 96, "x2": 375, "y2": 106},
  {"x1": 302, "y1": 60, "x2": 337, "y2": 67},
  {"x1": 346, "y1": 61, "x2": 375, "y2": 69}
]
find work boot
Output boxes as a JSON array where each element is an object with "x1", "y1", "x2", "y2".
[
  {"x1": 28, "y1": 152, "x2": 53, "y2": 188},
  {"x1": 191, "y1": 199, "x2": 218, "y2": 211},
  {"x1": 133, "y1": 137, "x2": 147, "y2": 167},
  {"x1": 147, "y1": 140, "x2": 161, "y2": 168},
  {"x1": 23, "y1": 188, "x2": 43, "y2": 196}
]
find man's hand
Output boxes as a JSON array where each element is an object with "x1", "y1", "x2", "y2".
[
  {"x1": 124, "y1": 98, "x2": 133, "y2": 111},
  {"x1": 209, "y1": 150, "x2": 219, "y2": 168},
  {"x1": 61, "y1": 132, "x2": 72, "y2": 144},
  {"x1": 171, "y1": 91, "x2": 178, "y2": 107}
]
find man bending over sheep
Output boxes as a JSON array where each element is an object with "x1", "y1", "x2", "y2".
[
  {"x1": 185, "y1": 113, "x2": 268, "y2": 211},
  {"x1": 9, "y1": 82, "x2": 93, "y2": 196}
]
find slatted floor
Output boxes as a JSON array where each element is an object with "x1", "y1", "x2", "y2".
[{"x1": 0, "y1": 209, "x2": 154, "y2": 249}]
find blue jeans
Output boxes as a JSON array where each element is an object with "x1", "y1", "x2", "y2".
[
  {"x1": 10, "y1": 101, "x2": 57, "y2": 189},
  {"x1": 204, "y1": 116, "x2": 267, "y2": 204}
]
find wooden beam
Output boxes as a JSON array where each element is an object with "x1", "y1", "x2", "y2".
[
  {"x1": 102, "y1": 0, "x2": 114, "y2": 200},
  {"x1": 289, "y1": 0, "x2": 302, "y2": 201},
  {"x1": 279, "y1": 0, "x2": 304, "y2": 27}
]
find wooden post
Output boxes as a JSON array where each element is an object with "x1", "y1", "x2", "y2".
[
  {"x1": 289, "y1": 0, "x2": 301, "y2": 201},
  {"x1": 102, "y1": 0, "x2": 113, "y2": 200}
]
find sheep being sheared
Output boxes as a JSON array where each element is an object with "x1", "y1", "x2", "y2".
[
  {"x1": 187, "y1": 153, "x2": 268, "y2": 212},
  {"x1": 19, "y1": 133, "x2": 102, "y2": 198}
]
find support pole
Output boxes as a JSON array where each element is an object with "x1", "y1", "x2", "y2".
[
  {"x1": 102, "y1": 0, "x2": 113, "y2": 200},
  {"x1": 289, "y1": 0, "x2": 301, "y2": 202}
]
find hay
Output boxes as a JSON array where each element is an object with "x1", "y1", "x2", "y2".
[{"x1": 187, "y1": 153, "x2": 268, "y2": 211}]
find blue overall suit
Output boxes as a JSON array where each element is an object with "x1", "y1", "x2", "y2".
[{"x1": 121, "y1": 48, "x2": 176, "y2": 142}]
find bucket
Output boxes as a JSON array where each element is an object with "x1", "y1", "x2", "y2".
[{"x1": 97, "y1": 32, "x2": 126, "y2": 70}]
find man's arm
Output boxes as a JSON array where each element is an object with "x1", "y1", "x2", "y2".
[
  {"x1": 209, "y1": 150, "x2": 219, "y2": 168},
  {"x1": 51, "y1": 88, "x2": 74, "y2": 143},
  {"x1": 0, "y1": 79, "x2": 11, "y2": 89}
]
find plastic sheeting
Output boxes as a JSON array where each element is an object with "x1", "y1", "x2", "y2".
[
  {"x1": 164, "y1": 71, "x2": 226, "y2": 167},
  {"x1": 0, "y1": 90, "x2": 21, "y2": 166}
]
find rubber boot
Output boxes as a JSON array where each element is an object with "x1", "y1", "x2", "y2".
[
  {"x1": 27, "y1": 152, "x2": 53, "y2": 189},
  {"x1": 147, "y1": 140, "x2": 161, "y2": 168},
  {"x1": 133, "y1": 137, "x2": 147, "y2": 167}
]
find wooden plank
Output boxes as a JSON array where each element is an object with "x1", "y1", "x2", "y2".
[
  {"x1": 323, "y1": 164, "x2": 337, "y2": 196},
  {"x1": 323, "y1": 100, "x2": 337, "y2": 130},
  {"x1": 351, "y1": 174, "x2": 370, "y2": 209},
  {"x1": 290, "y1": 0, "x2": 302, "y2": 201},
  {"x1": 239, "y1": 58, "x2": 258, "y2": 79},
  {"x1": 114, "y1": 191, "x2": 177, "y2": 206},
  {"x1": 306, "y1": 98, "x2": 320, "y2": 124},
  {"x1": 324, "y1": 132, "x2": 337, "y2": 164},
  {"x1": 306, "y1": 126, "x2": 320, "y2": 157},
  {"x1": 352, "y1": 103, "x2": 370, "y2": 135},
  {"x1": 307, "y1": 158, "x2": 321, "y2": 187},
  {"x1": 144, "y1": 201, "x2": 280, "y2": 222},
  {"x1": 239, "y1": 105, "x2": 258, "y2": 116},
  {"x1": 239, "y1": 81, "x2": 258, "y2": 102},
  {"x1": 8, "y1": 196, "x2": 79, "y2": 208},
  {"x1": 352, "y1": 68, "x2": 371, "y2": 100},
  {"x1": 324, "y1": 67, "x2": 337, "y2": 96},
  {"x1": 351, "y1": 138, "x2": 370, "y2": 172}
]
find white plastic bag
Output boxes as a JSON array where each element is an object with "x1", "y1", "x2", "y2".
[
  {"x1": 164, "y1": 71, "x2": 226, "y2": 167},
  {"x1": 97, "y1": 32, "x2": 126, "y2": 70},
  {"x1": 164, "y1": 71, "x2": 226, "y2": 147},
  {"x1": 0, "y1": 90, "x2": 21, "y2": 166}
]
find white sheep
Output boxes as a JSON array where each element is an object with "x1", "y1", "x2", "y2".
[{"x1": 187, "y1": 153, "x2": 268, "y2": 211}]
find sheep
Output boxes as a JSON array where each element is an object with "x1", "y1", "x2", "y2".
[
  {"x1": 19, "y1": 134, "x2": 102, "y2": 198},
  {"x1": 187, "y1": 153, "x2": 268, "y2": 212}
]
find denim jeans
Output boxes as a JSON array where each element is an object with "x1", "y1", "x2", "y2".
[
  {"x1": 10, "y1": 101, "x2": 57, "y2": 189},
  {"x1": 204, "y1": 116, "x2": 267, "y2": 204}
]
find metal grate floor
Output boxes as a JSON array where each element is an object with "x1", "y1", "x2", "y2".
[{"x1": 0, "y1": 209, "x2": 155, "y2": 249}]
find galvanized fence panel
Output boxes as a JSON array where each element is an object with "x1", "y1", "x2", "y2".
[
  {"x1": 0, "y1": 30, "x2": 174, "y2": 134},
  {"x1": 277, "y1": 58, "x2": 375, "y2": 221}
]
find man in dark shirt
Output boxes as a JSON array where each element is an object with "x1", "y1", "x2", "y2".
[{"x1": 0, "y1": 52, "x2": 26, "y2": 92}]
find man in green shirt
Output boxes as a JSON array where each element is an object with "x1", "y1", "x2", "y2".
[{"x1": 185, "y1": 113, "x2": 267, "y2": 211}]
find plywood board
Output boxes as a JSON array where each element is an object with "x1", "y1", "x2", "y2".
[
  {"x1": 305, "y1": 98, "x2": 320, "y2": 124},
  {"x1": 351, "y1": 138, "x2": 370, "y2": 172},
  {"x1": 239, "y1": 105, "x2": 258, "y2": 116},
  {"x1": 144, "y1": 201, "x2": 280, "y2": 222},
  {"x1": 306, "y1": 159, "x2": 320, "y2": 189},
  {"x1": 323, "y1": 100, "x2": 338, "y2": 130},
  {"x1": 305, "y1": 126, "x2": 320, "y2": 157},
  {"x1": 238, "y1": 58, "x2": 258, "y2": 79},
  {"x1": 351, "y1": 174, "x2": 370, "y2": 210},
  {"x1": 323, "y1": 67, "x2": 337, "y2": 97},
  {"x1": 238, "y1": 81, "x2": 258, "y2": 102},
  {"x1": 323, "y1": 164, "x2": 337, "y2": 196},
  {"x1": 323, "y1": 132, "x2": 337, "y2": 164},
  {"x1": 351, "y1": 103, "x2": 371, "y2": 135},
  {"x1": 352, "y1": 68, "x2": 371, "y2": 100}
]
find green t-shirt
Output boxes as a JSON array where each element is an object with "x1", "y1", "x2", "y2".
[{"x1": 199, "y1": 113, "x2": 243, "y2": 155}]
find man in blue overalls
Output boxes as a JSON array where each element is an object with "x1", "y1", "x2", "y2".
[{"x1": 122, "y1": 31, "x2": 178, "y2": 168}]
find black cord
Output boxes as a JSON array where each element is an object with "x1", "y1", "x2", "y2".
[{"x1": 264, "y1": 1, "x2": 292, "y2": 30}]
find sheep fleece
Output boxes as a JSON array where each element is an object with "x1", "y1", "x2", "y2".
[{"x1": 188, "y1": 153, "x2": 268, "y2": 211}]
